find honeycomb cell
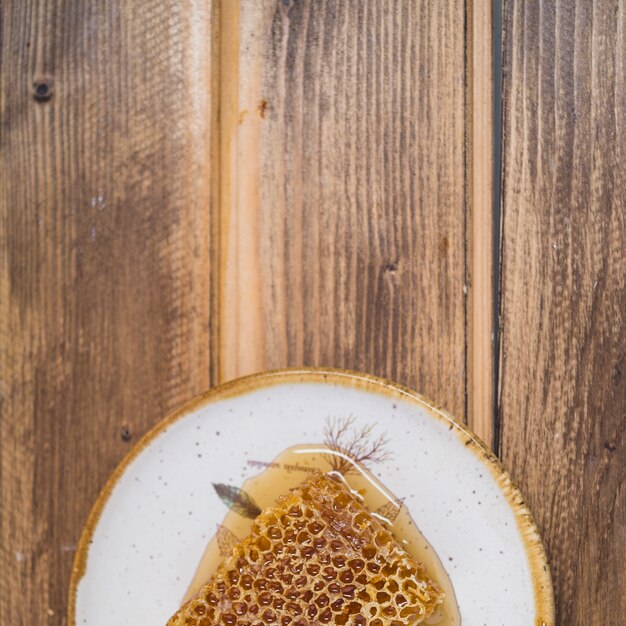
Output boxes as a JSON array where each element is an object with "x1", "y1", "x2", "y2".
[
  {"x1": 288, "y1": 505, "x2": 303, "y2": 517},
  {"x1": 362, "y1": 545, "x2": 377, "y2": 559},
  {"x1": 354, "y1": 512, "x2": 368, "y2": 527},
  {"x1": 268, "y1": 526, "x2": 282, "y2": 540},
  {"x1": 357, "y1": 590, "x2": 370, "y2": 602},
  {"x1": 313, "y1": 537, "x2": 326, "y2": 550},
  {"x1": 376, "y1": 531, "x2": 392, "y2": 546},
  {"x1": 332, "y1": 555, "x2": 347, "y2": 568},
  {"x1": 300, "y1": 545, "x2": 315, "y2": 559},
  {"x1": 285, "y1": 602, "x2": 301, "y2": 616},
  {"x1": 233, "y1": 602, "x2": 247, "y2": 615},
  {"x1": 315, "y1": 593, "x2": 329, "y2": 608},
  {"x1": 327, "y1": 582, "x2": 341, "y2": 594},
  {"x1": 346, "y1": 601, "x2": 362, "y2": 615},
  {"x1": 168, "y1": 474, "x2": 443, "y2": 626},
  {"x1": 306, "y1": 563, "x2": 320, "y2": 576},
  {"x1": 348, "y1": 558, "x2": 365, "y2": 572},
  {"x1": 339, "y1": 569, "x2": 354, "y2": 583},
  {"x1": 322, "y1": 566, "x2": 336, "y2": 582}
]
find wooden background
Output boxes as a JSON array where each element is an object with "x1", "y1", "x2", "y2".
[{"x1": 1, "y1": 1, "x2": 624, "y2": 624}]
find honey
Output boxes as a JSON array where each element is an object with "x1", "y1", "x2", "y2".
[{"x1": 178, "y1": 445, "x2": 461, "y2": 626}]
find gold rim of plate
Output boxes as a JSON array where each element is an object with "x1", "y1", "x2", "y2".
[{"x1": 67, "y1": 367, "x2": 556, "y2": 626}]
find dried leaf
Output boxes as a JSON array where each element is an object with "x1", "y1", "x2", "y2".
[
  {"x1": 216, "y1": 524, "x2": 240, "y2": 556},
  {"x1": 374, "y1": 498, "x2": 405, "y2": 523},
  {"x1": 212, "y1": 483, "x2": 262, "y2": 519}
]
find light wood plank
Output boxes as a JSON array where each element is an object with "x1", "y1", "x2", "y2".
[
  {"x1": 499, "y1": 0, "x2": 626, "y2": 623},
  {"x1": 467, "y1": 0, "x2": 495, "y2": 445},
  {"x1": 220, "y1": 0, "x2": 469, "y2": 421},
  {"x1": 0, "y1": 1, "x2": 217, "y2": 621},
  {"x1": 219, "y1": 0, "x2": 269, "y2": 380}
]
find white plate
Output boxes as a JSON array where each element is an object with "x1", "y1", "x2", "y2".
[{"x1": 69, "y1": 369, "x2": 554, "y2": 626}]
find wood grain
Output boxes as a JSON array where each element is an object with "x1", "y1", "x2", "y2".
[
  {"x1": 220, "y1": 0, "x2": 470, "y2": 421},
  {"x1": 0, "y1": 1, "x2": 217, "y2": 622},
  {"x1": 467, "y1": 0, "x2": 495, "y2": 445},
  {"x1": 0, "y1": 1, "x2": 500, "y2": 622},
  {"x1": 466, "y1": 0, "x2": 495, "y2": 445},
  {"x1": 499, "y1": 0, "x2": 626, "y2": 623}
]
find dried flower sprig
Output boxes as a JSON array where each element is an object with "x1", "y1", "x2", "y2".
[{"x1": 322, "y1": 416, "x2": 392, "y2": 475}]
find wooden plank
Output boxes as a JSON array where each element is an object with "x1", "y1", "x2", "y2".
[
  {"x1": 499, "y1": 0, "x2": 626, "y2": 623},
  {"x1": 467, "y1": 0, "x2": 495, "y2": 445},
  {"x1": 220, "y1": 0, "x2": 469, "y2": 421},
  {"x1": 0, "y1": 1, "x2": 217, "y2": 622},
  {"x1": 218, "y1": 0, "x2": 267, "y2": 379}
]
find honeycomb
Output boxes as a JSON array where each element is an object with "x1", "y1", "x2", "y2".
[{"x1": 167, "y1": 473, "x2": 443, "y2": 626}]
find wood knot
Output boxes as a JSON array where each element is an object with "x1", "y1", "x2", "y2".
[
  {"x1": 120, "y1": 425, "x2": 132, "y2": 442},
  {"x1": 33, "y1": 77, "x2": 54, "y2": 101}
]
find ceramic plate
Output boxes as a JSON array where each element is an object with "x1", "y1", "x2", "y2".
[{"x1": 69, "y1": 369, "x2": 554, "y2": 626}]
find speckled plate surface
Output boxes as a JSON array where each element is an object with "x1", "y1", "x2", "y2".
[{"x1": 69, "y1": 368, "x2": 554, "y2": 626}]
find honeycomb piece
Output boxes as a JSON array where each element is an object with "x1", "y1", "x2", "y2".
[{"x1": 167, "y1": 473, "x2": 443, "y2": 626}]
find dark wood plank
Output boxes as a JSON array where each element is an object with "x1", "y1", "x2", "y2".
[
  {"x1": 220, "y1": 0, "x2": 470, "y2": 422},
  {"x1": 499, "y1": 0, "x2": 626, "y2": 623},
  {"x1": 0, "y1": 1, "x2": 217, "y2": 622}
]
